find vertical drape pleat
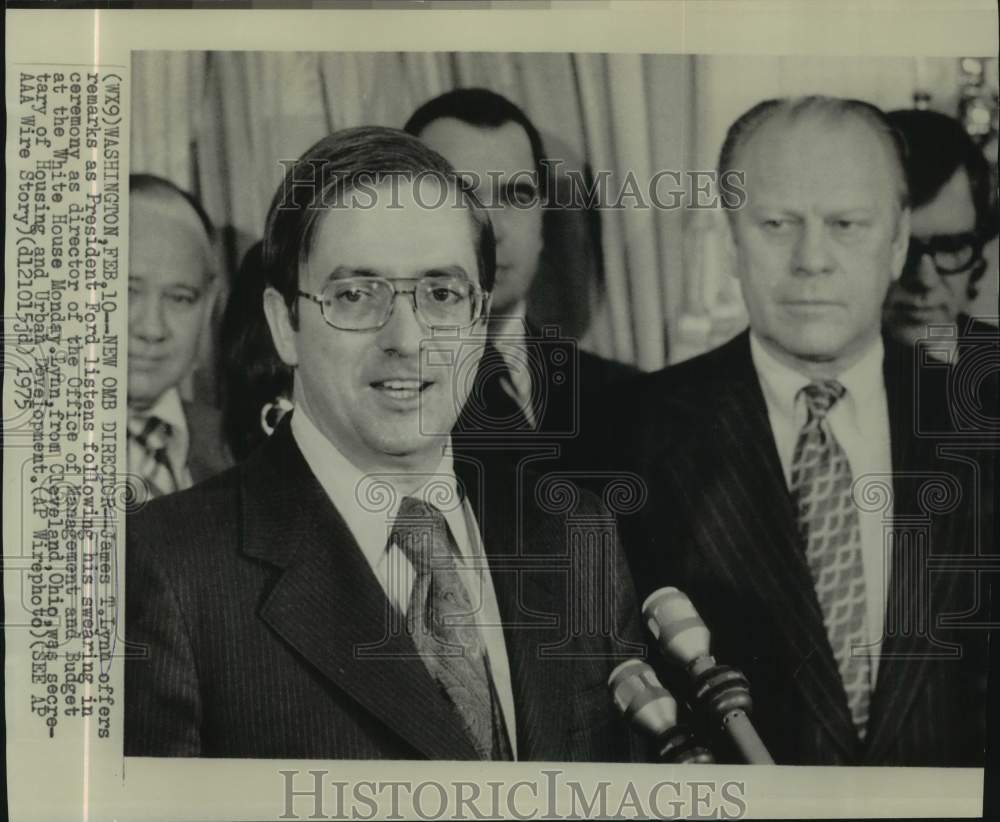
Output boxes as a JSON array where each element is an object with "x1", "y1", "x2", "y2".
[
  {"x1": 131, "y1": 51, "x2": 989, "y2": 374},
  {"x1": 573, "y1": 53, "x2": 636, "y2": 365},
  {"x1": 606, "y1": 54, "x2": 664, "y2": 372}
]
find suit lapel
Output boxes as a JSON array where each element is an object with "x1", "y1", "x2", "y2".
[
  {"x1": 525, "y1": 321, "x2": 573, "y2": 435},
  {"x1": 677, "y1": 333, "x2": 859, "y2": 759},
  {"x1": 456, "y1": 342, "x2": 532, "y2": 434},
  {"x1": 455, "y1": 450, "x2": 567, "y2": 760},
  {"x1": 241, "y1": 423, "x2": 479, "y2": 760},
  {"x1": 182, "y1": 400, "x2": 232, "y2": 483},
  {"x1": 864, "y1": 341, "x2": 963, "y2": 761}
]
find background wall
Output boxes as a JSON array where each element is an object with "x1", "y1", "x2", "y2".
[{"x1": 131, "y1": 51, "x2": 999, "y2": 389}]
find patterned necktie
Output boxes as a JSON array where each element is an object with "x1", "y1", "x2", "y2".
[
  {"x1": 127, "y1": 415, "x2": 179, "y2": 498},
  {"x1": 390, "y1": 496, "x2": 512, "y2": 760},
  {"x1": 790, "y1": 380, "x2": 871, "y2": 739}
]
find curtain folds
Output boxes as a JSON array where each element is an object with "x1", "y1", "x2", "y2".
[{"x1": 131, "y1": 52, "x2": 996, "y2": 376}]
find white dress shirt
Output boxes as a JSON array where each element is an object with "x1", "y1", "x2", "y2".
[
  {"x1": 750, "y1": 334, "x2": 894, "y2": 683},
  {"x1": 491, "y1": 305, "x2": 536, "y2": 428},
  {"x1": 127, "y1": 387, "x2": 193, "y2": 491},
  {"x1": 291, "y1": 409, "x2": 519, "y2": 757}
]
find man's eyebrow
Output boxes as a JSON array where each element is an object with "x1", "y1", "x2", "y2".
[
  {"x1": 419, "y1": 265, "x2": 472, "y2": 280},
  {"x1": 324, "y1": 264, "x2": 472, "y2": 281},
  {"x1": 927, "y1": 231, "x2": 979, "y2": 244},
  {"x1": 327, "y1": 265, "x2": 383, "y2": 280},
  {"x1": 826, "y1": 206, "x2": 876, "y2": 215},
  {"x1": 507, "y1": 178, "x2": 539, "y2": 191},
  {"x1": 747, "y1": 204, "x2": 800, "y2": 215}
]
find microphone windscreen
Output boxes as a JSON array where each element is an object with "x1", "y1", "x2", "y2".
[
  {"x1": 607, "y1": 658, "x2": 678, "y2": 738},
  {"x1": 642, "y1": 587, "x2": 711, "y2": 666}
]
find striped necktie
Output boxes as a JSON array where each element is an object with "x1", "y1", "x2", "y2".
[
  {"x1": 390, "y1": 496, "x2": 512, "y2": 760},
  {"x1": 790, "y1": 380, "x2": 871, "y2": 739},
  {"x1": 127, "y1": 414, "x2": 180, "y2": 499}
]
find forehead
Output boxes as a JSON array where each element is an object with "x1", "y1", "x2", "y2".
[
  {"x1": 739, "y1": 113, "x2": 899, "y2": 212},
  {"x1": 418, "y1": 118, "x2": 535, "y2": 180},
  {"x1": 129, "y1": 194, "x2": 211, "y2": 289},
  {"x1": 303, "y1": 179, "x2": 478, "y2": 284},
  {"x1": 911, "y1": 168, "x2": 977, "y2": 236}
]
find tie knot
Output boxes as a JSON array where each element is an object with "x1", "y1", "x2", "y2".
[
  {"x1": 391, "y1": 496, "x2": 453, "y2": 572},
  {"x1": 799, "y1": 380, "x2": 846, "y2": 421},
  {"x1": 130, "y1": 415, "x2": 173, "y2": 452}
]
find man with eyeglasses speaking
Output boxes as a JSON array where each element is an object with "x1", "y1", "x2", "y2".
[{"x1": 124, "y1": 126, "x2": 643, "y2": 761}]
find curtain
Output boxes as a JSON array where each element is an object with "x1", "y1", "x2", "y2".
[{"x1": 131, "y1": 50, "x2": 999, "y2": 390}]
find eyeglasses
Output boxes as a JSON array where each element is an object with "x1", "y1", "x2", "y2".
[
  {"x1": 905, "y1": 232, "x2": 984, "y2": 276},
  {"x1": 297, "y1": 275, "x2": 490, "y2": 332}
]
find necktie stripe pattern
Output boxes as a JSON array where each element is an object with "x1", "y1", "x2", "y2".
[
  {"x1": 390, "y1": 496, "x2": 512, "y2": 760},
  {"x1": 127, "y1": 415, "x2": 179, "y2": 499},
  {"x1": 790, "y1": 380, "x2": 871, "y2": 739}
]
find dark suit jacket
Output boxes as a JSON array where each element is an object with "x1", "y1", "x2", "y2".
[
  {"x1": 182, "y1": 400, "x2": 233, "y2": 484},
  {"x1": 456, "y1": 330, "x2": 638, "y2": 444},
  {"x1": 124, "y1": 420, "x2": 644, "y2": 760},
  {"x1": 611, "y1": 330, "x2": 990, "y2": 766}
]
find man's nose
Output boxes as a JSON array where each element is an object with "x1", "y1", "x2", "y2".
[
  {"x1": 899, "y1": 250, "x2": 940, "y2": 295},
  {"x1": 377, "y1": 292, "x2": 426, "y2": 355},
  {"x1": 130, "y1": 294, "x2": 169, "y2": 342},
  {"x1": 490, "y1": 203, "x2": 509, "y2": 244},
  {"x1": 792, "y1": 221, "x2": 835, "y2": 276}
]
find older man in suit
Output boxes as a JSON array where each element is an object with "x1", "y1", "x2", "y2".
[
  {"x1": 125, "y1": 127, "x2": 643, "y2": 760},
  {"x1": 612, "y1": 96, "x2": 989, "y2": 766},
  {"x1": 127, "y1": 174, "x2": 231, "y2": 496}
]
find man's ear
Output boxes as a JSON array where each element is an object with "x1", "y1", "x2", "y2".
[
  {"x1": 890, "y1": 207, "x2": 912, "y2": 283},
  {"x1": 720, "y1": 212, "x2": 740, "y2": 282},
  {"x1": 263, "y1": 286, "x2": 299, "y2": 368}
]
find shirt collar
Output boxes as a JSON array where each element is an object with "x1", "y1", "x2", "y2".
[
  {"x1": 290, "y1": 407, "x2": 463, "y2": 569},
  {"x1": 129, "y1": 387, "x2": 190, "y2": 470},
  {"x1": 492, "y1": 303, "x2": 528, "y2": 351},
  {"x1": 750, "y1": 332, "x2": 885, "y2": 422}
]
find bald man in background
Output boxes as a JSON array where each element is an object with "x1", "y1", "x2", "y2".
[{"x1": 127, "y1": 174, "x2": 232, "y2": 498}]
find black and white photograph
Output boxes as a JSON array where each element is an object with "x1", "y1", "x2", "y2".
[
  {"x1": 123, "y1": 47, "x2": 997, "y2": 765},
  {"x1": 4, "y1": 4, "x2": 997, "y2": 821}
]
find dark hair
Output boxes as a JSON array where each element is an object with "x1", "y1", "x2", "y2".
[
  {"x1": 887, "y1": 108, "x2": 998, "y2": 244},
  {"x1": 718, "y1": 95, "x2": 909, "y2": 211},
  {"x1": 404, "y1": 87, "x2": 549, "y2": 195},
  {"x1": 130, "y1": 172, "x2": 215, "y2": 241},
  {"x1": 262, "y1": 126, "x2": 495, "y2": 326},
  {"x1": 220, "y1": 241, "x2": 293, "y2": 460}
]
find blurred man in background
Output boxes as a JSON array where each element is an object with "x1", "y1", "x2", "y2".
[
  {"x1": 405, "y1": 88, "x2": 636, "y2": 438},
  {"x1": 127, "y1": 174, "x2": 232, "y2": 497},
  {"x1": 882, "y1": 109, "x2": 998, "y2": 351}
]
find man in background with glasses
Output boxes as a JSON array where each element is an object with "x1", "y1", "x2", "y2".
[
  {"x1": 883, "y1": 108, "x2": 999, "y2": 355},
  {"x1": 125, "y1": 126, "x2": 643, "y2": 761}
]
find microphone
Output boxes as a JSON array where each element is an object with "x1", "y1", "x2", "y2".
[
  {"x1": 608, "y1": 658, "x2": 715, "y2": 764},
  {"x1": 642, "y1": 587, "x2": 774, "y2": 765}
]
